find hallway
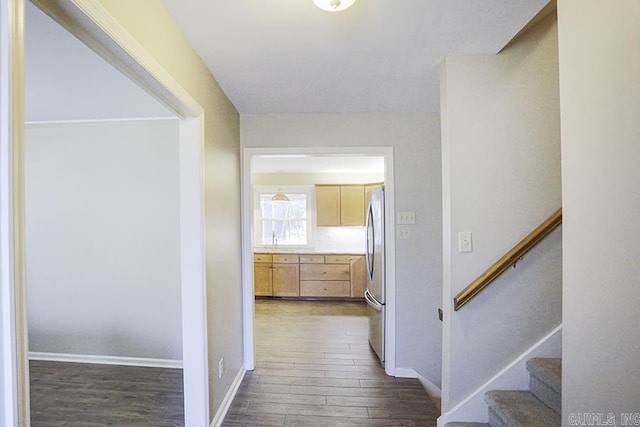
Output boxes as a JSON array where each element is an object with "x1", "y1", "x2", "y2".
[{"x1": 223, "y1": 300, "x2": 438, "y2": 426}]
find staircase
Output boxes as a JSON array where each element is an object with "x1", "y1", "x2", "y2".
[{"x1": 447, "y1": 358, "x2": 561, "y2": 427}]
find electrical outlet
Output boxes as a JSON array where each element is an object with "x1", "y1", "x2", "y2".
[
  {"x1": 218, "y1": 358, "x2": 224, "y2": 378},
  {"x1": 397, "y1": 211, "x2": 416, "y2": 225},
  {"x1": 398, "y1": 226, "x2": 411, "y2": 240}
]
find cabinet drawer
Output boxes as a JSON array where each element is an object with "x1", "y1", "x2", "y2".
[
  {"x1": 300, "y1": 281, "x2": 350, "y2": 297},
  {"x1": 324, "y1": 255, "x2": 352, "y2": 264},
  {"x1": 254, "y1": 254, "x2": 272, "y2": 263},
  {"x1": 272, "y1": 254, "x2": 299, "y2": 264},
  {"x1": 299, "y1": 255, "x2": 325, "y2": 264},
  {"x1": 300, "y1": 264, "x2": 350, "y2": 281}
]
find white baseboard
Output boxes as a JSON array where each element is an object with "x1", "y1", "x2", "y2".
[
  {"x1": 394, "y1": 367, "x2": 418, "y2": 378},
  {"x1": 395, "y1": 367, "x2": 442, "y2": 406},
  {"x1": 437, "y1": 325, "x2": 562, "y2": 427},
  {"x1": 28, "y1": 351, "x2": 183, "y2": 369},
  {"x1": 211, "y1": 366, "x2": 247, "y2": 427}
]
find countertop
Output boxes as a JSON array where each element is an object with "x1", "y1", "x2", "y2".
[{"x1": 254, "y1": 249, "x2": 364, "y2": 255}]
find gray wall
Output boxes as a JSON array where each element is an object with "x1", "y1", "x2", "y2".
[
  {"x1": 25, "y1": 120, "x2": 182, "y2": 360},
  {"x1": 241, "y1": 112, "x2": 443, "y2": 387},
  {"x1": 440, "y1": 14, "x2": 562, "y2": 410},
  {"x1": 90, "y1": 1, "x2": 244, "y2": 417},
  {"x1": 558, "y1": 0, "x2": 640, "y2": 421}
]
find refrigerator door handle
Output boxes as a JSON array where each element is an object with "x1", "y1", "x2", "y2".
[
  {"x1": 365, "y1": 204, "x2": 375, "y2": 282},
  {"x1": 364, "y1": 289, "x2": 383, "y2": 311}
]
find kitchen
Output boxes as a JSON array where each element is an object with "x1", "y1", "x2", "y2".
[{"x1": 250, "y1": 154, "x2": 387, "y2": 365}]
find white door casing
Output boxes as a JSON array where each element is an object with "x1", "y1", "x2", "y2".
[
  {"x1": 241, "y1": 147, "x2": 397, "y2": 376},
  {"x1": 3, "y1": 0, "x2": 210, "y2": 425}
]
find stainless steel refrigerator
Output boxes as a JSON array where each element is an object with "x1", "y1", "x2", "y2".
[{"x1": 364, "y1": 185, "x2": 385, "y2": 365}]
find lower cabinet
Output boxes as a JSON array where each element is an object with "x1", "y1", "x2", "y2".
[
  {"x1": 350, "y1": 256, "x2": 367, "y2": 298},
  {"x1": 254, "y1": 254, "x2": 273, "y2": 296},
  {"x1": 273, "y1": 264, "x2": 300, "y2": 296},
  {"x1": 254, "y1": 253, "x2": 365, "y2": 299},
  {"x1": 300, "y1": 280, "x2": 350, "y2": 297},
  {"x1": 299, "y1": 260, "x2": 350, "y2": 297}
]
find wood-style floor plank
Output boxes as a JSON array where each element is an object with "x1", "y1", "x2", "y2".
[
  {"x1": 29, "y1": 360, "x2": 184, "y2": 426},
  {"x1": 222, "y1": 299, "x2": 439, "y2": 426}
]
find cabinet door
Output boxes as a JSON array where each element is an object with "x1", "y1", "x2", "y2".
[
  {"x1": 272, "y1": 254, "x2": 299, "y2": 264},
  {"x1": 254, "y1": 263, "x2": 273, "y2": 296},
  {"x1": 316, "y1": 185, "x2": 340, "y2": 226},
  {"x1": 300, "y1": 281, "x2": 350, "y2": 297},
  {"x1": 300, "y1": 263, "x2": 350, "y2": 281},
  {"x1": 325, "y1": 255, "x2": 351, "y2": 264},
  {"x1": 273, "y1": 264, "x2": 300, "y2": 296},
  {"x1": 350, "y1": 256, "x2": 367, "y2": 298},
  {"x1": 340, "y1": 185, "x2": 365, "y2": 226},
  {"x1": 300, "y1": 255, "x2": 324, "y2": 264}
]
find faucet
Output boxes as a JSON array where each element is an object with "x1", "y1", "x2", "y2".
[{"x1": 272, "y1": 231, "x2": 278, "y2": 248}]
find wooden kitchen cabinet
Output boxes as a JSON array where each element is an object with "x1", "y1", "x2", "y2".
[
  {"x1": 254, "y1": 254, "x2": 273, "y2": 296},
  {"x1": 300, "y1": 256, "x2": 351, "y2": 298},
  {"x1": 316, "y1": 184, "x2": 365, "y2": 226},
  {"x1": 325, "y1": 255, "x2": 352, "y2": 264},
  {"x1": 300, "y1": 280, "x2": 350, "y2": 297},
  {"x1": 300, "y1": 263, "x2": 350, "y2": 281},
  {"x1": 316, "y1": 186, "x2": 340, "y2": 226},
  {"x1": 272, "y1": 255, "x2": 299, "y2": 296},
  {"x1": 299, "y1": 255, "x2": 324, "y2": 264},
  {"x1": 340, "y1": 185, "x2": 365, "y2": 225},
  {"x1": 350, "y1": 255, "x2": 367, "y2": 298},
  {"x1": 255, "y1": 252, "x2": 365, "y2": 299},
  {"x1": 273, "y1": 263, "x2": 300, "y2": 296}
]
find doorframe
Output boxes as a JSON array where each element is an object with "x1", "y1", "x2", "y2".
[
  {"x1": 1, "y1": 1, "x2": 210, "y2": 425},
  {"x1": 241, "y1": 146, "x2": 397, "y2": 376},
  {"x1": 1, "y1": 0, "x2": 28, "y2": 424}
]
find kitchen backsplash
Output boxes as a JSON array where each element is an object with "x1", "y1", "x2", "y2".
[{"x1": 315, "y1": 226, "x2": 366, "y2": 253}]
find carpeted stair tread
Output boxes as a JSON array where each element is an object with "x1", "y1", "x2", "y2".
[
  {"x1": 485, "y1": 390, "x2": 560, "y2": 427},
  {"x1": 526, "y1": 358, "x2": 561, "y2": 414},
  {"x1": 526, "y1": 358, "x2": 561, "y2": 393},
  {"x1": 445, "y1": 423, "x2": 490, "y2": 427}
]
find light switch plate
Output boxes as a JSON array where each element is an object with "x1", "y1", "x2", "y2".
[
  {"x1": 397, "y1": 211, "x2": 416, "y2": 224},
  {"x1": 458, "y1": 231, "x2": 472, "y2": 252}
]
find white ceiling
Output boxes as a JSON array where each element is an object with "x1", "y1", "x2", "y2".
[
  {"x1": 25, "y1": 2, "x2": 173, "y2": 122},
  {"x1": 253, "y1": 155, "x2": 384, "y2": 174},
  {"x1": 162, "y1": 0, "x2": 549, "y2": 114}
]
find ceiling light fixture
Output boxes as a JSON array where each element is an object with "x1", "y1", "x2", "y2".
[
  {"x1": 271, "y1": 188, "x2": 290, "y2": 203},
  {"x1": 313, "y1": 0, "x2": 357, "y2": 12}
]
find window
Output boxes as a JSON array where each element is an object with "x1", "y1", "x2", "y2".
[{"x1": 254, "y1": 186, "x2": 314, "y2": 247}]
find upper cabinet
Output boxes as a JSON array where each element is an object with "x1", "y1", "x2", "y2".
[
  {"x1": 339, "y1": 185, "x2": 365, "y2": 226},
  {"x1": 316, "y1": 185, "x2": 341, "y2": 226},
  {"x1": 316, "y1": 184, "x2": 365, "y2": 226}
]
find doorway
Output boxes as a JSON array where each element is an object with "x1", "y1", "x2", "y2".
[
  {"x1": 241, "y1": 147, "x2": 397, "y2": 376},
  {"x1": 1, "y1": 0, "x2": 209, "y2": 425}
]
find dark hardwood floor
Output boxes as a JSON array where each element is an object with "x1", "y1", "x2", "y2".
[
  {"x1": 222, "y1": 299, "x2": 439, "y2": 426},
  {"x1": 29, "y1": 360, "x2": 184, "y2": 426},
  {"x1": 29, "y1": 300, "x2": 438, "y2": 426}
]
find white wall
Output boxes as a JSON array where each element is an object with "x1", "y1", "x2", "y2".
[
  {"x1": 558, "y1": 0, "x2": 640, "y2": 420},
  {"x1": 25, "y1": 119, "x2": 182, "y2": 360},
  {"x1": 242, "y1": 112, "x2": 443, "y2": 387},
  {"x1": 25, "y1": 2, "x2": 173, "y2": 122},
  {"x1": 440, "y1": 13, "x2": 562, "y2": 412}
]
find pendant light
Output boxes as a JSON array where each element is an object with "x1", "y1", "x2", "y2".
[
  {"x1": 271, "y1": 188, "x2": 290, "y2": 203},
  {"x1": 313, "y1": 0, "x2": 358, "y2": 12}
]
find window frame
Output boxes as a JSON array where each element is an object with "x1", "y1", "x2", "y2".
[{"x1": 253, "y1": 185, "x2": 315, "y2": 250}]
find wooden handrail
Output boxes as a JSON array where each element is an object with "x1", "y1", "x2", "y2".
[{"x1": 454, "y1": 208, "x2": 562, "y2": 311}]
